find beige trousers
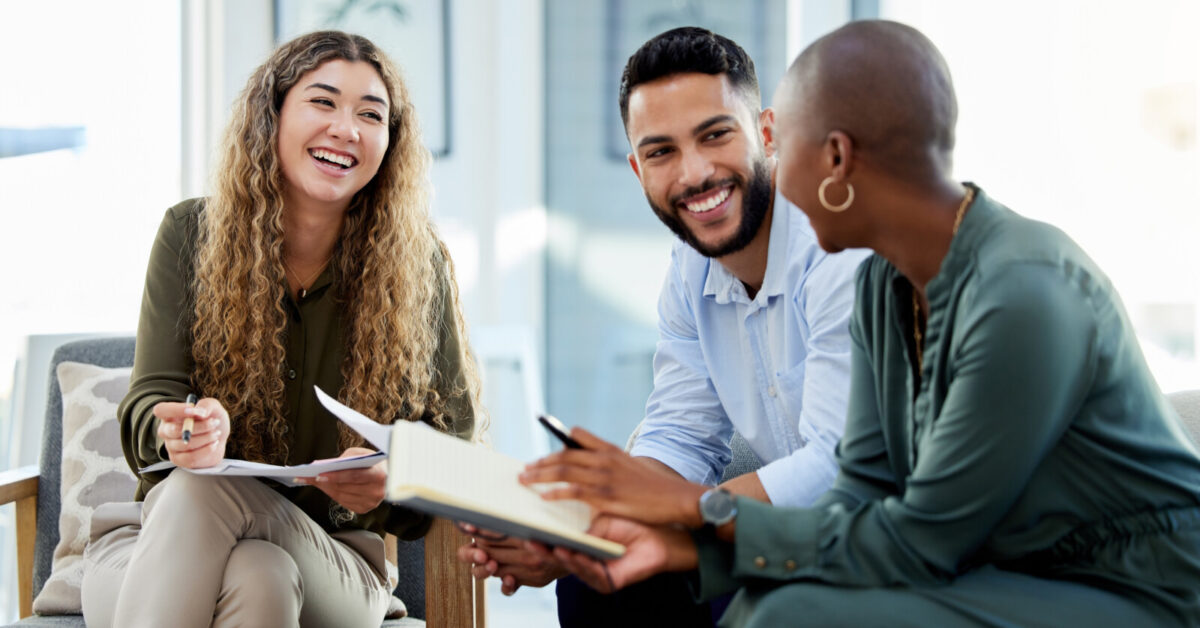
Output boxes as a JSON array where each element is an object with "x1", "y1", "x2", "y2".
[{"x1": 80, "y1": 472, "x2": 390, "y2": 628}]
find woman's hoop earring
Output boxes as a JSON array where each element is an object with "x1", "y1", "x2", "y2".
[{"x1": 818, "y1": 176, "x2": 855, "y2": 212}]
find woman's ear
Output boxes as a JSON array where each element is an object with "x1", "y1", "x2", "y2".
[{"x1": 824, "y1": 130, "x2": 855, "y2": 180}]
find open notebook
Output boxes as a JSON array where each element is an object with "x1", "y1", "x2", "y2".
[{"x1": 316, "y1": 388, "x2": 625, "y2": 560}]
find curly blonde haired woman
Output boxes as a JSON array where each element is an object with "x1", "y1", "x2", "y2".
[{"x1": 79, "y1": 31, "x2": 480, "y2": 627}]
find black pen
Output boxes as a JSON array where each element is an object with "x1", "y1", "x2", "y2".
[
  {"x1": 182, "y1": 393, "x2": 198, "y2": 443},
  {"x1": 538, "y1": 414, "x2": 583, "y2": 449}
]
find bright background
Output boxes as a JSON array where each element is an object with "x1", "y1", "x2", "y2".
[{"x1": 2, "y1": 0, "x2": 1197, "y2": 623}]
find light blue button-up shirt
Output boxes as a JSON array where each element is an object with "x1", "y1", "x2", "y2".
[{"x1": 629, "y1": 191, "x2": 867, "y2": 507}]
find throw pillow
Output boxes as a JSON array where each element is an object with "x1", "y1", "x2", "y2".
[{"x1": 32, "y1": 362, "x2": 137, "y2": 615}]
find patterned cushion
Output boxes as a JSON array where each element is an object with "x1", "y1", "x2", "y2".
[{"x1": 31, "y1": 362, "x2": 136, "y2": 615}]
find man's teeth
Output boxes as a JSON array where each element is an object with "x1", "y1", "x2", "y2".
[
  {"x1": 684, "y1": 187, "x2": 731, "y2": 213},
  {"x1": 311, "y1": 149, "x2": 355, "y2": 168}
]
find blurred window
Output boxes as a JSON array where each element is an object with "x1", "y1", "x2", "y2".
[
  {"x1": 0, "y1": 1, "x2": 181, "y2": 620},
  {"x1": 878, "y1": 0, "x2": 1200, "y2": 392}
]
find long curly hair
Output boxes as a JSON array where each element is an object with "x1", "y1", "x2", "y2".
[{"x1": 190, "y1": 30, "x2": 480, "y2": 464}]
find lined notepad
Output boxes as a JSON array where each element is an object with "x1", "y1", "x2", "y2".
[{"x1": 316, "y1": 388, "x2": 625, "y2": 559}]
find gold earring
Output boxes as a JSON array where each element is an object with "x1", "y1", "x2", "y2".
[{"x1": 818, "y1": 176, "x2": 854, "y2": 212}]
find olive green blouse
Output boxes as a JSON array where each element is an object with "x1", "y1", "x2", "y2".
[
  {"x1": 696, "y1": 186, "x2": 1200, "y2": 612},
  {"x1": 118, "y1": 198, "x2": 474, "y2": 540}
]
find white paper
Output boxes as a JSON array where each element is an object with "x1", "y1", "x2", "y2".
[
  {"x1": 139, "y1": 451, "x2": 385, "y2": 487},
  {"x1": 137, "y1": 385, "x2": 393, "y2": 486},
  {"x1": 314, "y1": 386, "x2": 393, "y2": 453}
]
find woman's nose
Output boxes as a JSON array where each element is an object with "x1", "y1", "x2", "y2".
[{"x1": 328, "y1": 111, "x2": 359, "y2": 142}]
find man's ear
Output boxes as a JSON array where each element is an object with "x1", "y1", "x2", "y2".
[
  {"x1": 627, "y1": 152, "x2": 642, "y2": 181},
  {"x1": 759, "y1": 108, "x2": 776, "y2": 157}
]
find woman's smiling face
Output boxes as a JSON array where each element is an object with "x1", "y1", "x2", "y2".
[{"x1": 276, "y1": 59, "x2": 390, "y2": 213}]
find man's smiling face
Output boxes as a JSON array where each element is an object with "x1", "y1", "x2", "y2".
[{"x1": 626, "y1": 72, "x2": 773, "y2": 258}]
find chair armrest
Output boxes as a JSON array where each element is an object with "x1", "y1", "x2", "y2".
[
  {"x1": 0, "y1": 466, "x2": 38, "y2": 505},
  {"x1": 424, "y1": 517, "x2": 485, "y2": 627},
  {"x1": 0, "y1": 466, "x2": 39, "y2": 618}
]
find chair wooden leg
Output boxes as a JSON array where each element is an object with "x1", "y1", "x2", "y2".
[
  {"x1": 474, "y1": 577, "x2": 487, "y2": 628},
  {"x1": 16, "y1": 493, "x2": 37, "y2": 618},
  {"x1": 425, "y1": 517, "x2": 479, "y2": 627}
]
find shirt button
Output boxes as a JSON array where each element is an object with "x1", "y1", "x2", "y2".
[
  {"x1": 287, "y1": 369, "x2": 297, "y2": 380},
  {"x1": 767, "y1": 385, "x2": 777, "y2": 397},
  {"x1": 754, "y1": 556, "x2": 767, "y2": 569},
  {"x1": 785, "y1": 560, "x2": 797, "y2": 571}
]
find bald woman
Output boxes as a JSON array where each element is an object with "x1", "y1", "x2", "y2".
[{"x1": 534, "y1": 20, "x2": 1200, "y2": 627}]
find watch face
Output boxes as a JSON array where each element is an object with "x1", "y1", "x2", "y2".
[{"x1": 701, "y1": 488, "x2": 737, "y2": 525}]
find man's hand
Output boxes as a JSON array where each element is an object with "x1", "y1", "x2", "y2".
[
  {"x1": 526, "y1": 516, "x2": 698, "y2": 594},
  {"x1": 155, "y1": 397, "x2": 229, "y2": 469},
  {"x1": 519, "y1": 427, "x2": 706, "y2": 526},
  {"x1": 295, "y1": 447, "x2": 386, "y2": 514},
  {"x1": 455, "y1": 524, "x2": 568, "y2": 595}
]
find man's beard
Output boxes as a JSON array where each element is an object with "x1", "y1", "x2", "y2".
[{"x1": 648, "y1": 158, "x2": 773, "y2": 259}]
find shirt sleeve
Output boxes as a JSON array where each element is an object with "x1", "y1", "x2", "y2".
[
  {"x1": 756, "y1": 251, "x2": 862, "y2": 506},
  {"x1": 814, "y1": 263, "x2": 902, "y2": 511},
  {"x1": 629, "y1": 249, "x2": 733, "y2": 485},
  {"x1": 702, "y1": 262, "x2": 1099, "y2": 590},
  {"x1": 118, "y1": 205, "x2": 198, "y2": 495}
]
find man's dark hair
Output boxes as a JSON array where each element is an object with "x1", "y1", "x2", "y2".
[{"x1": 618, "y1": 26, "x2": 761, "y2": 130}]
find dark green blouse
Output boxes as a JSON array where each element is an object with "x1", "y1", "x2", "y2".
[
  {"x1": 696, "y1": 186, "x2": 1200, "y2": 614},
  {"x1": 118, "y1": 198, "x2": 474, "y2": 540}
]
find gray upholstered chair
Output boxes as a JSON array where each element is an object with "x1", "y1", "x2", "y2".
[
  {"x1": 0, "y1": 337, "x2": 482, "y2": 627},
  {"x1": 1169, "y1": 390, "x2": 1200, "y2": 444}
]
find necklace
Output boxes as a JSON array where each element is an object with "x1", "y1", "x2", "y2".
[
  {"x1": 912, "y1": 185, "x2": 975, "y2": 371},
  {"x1": 283, "y1": 254, "x2": 332, "y2": 299}
]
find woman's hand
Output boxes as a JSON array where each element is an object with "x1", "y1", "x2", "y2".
[
  {"x1": 525, "y1": 516, "x2": 698, "y2": 593},
  {"x1": 296, "y1": 447, "x2": 387, "y2": 514},
  {"x1": 154, "y1": 397, "x2": 230, "y2": 469},
  {"x1": 455, "y1": 523, "x2": 569, "y2": 595}
]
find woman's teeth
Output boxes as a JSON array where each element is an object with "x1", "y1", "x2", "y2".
[{"x1": 311, "y1": 149, "x2": 355, "y2": 168}]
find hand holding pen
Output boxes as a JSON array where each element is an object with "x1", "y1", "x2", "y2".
[
  {"x1": 182, "y1": 393, "x2": 198, "y2": 443},
  {"x1": 152, "y1": 394, "x2": 231, "y2": 469},
  {"x1": 519, "y1": 423, "x2": 708, "y2": 526}
]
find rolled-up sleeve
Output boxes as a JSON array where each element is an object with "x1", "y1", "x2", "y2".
[{"x1": 630, "y1": 252, "x2": 733, "y2": 485}]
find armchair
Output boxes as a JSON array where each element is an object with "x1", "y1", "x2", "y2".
[{"x1": 1, "y1": 337, "x2": 483, "y2": 627}]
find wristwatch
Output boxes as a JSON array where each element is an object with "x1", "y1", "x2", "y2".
[{"x1": 698, "y1": 487, "x2": 738, "y2": 527}]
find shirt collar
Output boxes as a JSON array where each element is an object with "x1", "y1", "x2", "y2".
[
  {"x1": 926, "y1": 182, "x2": 991, "y2": 303},
  {"x1": 702, "y1": 188, "x2": 789, "y2": 305}
]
